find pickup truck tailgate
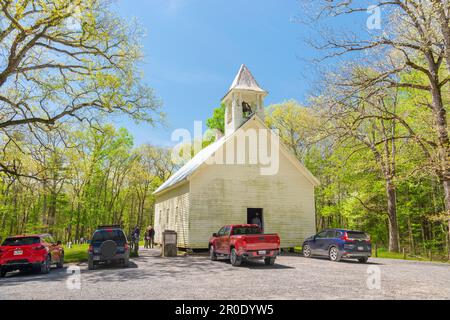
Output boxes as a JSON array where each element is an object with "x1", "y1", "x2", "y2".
[{"x1": 242, "y1": 234, "x2": 279, "y2": 251}]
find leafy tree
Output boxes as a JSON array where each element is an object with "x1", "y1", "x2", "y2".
[
  {"x1": 302, "y1": 0, "x2": 450, "y2": 256},
  {"x1": 206, "y1": 103, "x2": 225, "y2": 134},
  {"x1": 0, "y1": 0, "x2": 161, "y2": 177},
  {"x1": 266, "y1": 100, "x2": 319, "y2": 160}
]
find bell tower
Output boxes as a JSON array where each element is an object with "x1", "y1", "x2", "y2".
[{"x1": 222, "y1": 64, "x2": 268, "y2": 136}]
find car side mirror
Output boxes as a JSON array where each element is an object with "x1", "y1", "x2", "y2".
[{"x1": 212, "y1": 233, "x2": 218, "y2": 237}]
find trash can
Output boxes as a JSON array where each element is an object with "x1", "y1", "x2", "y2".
[{"x1": 162, "y1": 230, "x2": 177, "y2": 257}]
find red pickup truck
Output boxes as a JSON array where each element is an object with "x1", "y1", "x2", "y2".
[{"x1": 209, "y1": 224, "x2": 280, "y2": 266}]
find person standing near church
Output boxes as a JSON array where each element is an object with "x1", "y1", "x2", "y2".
[
  {"x1": 251, "y1": 213, "x2": 263, "y2": 231},
  {"x1": 144, "y1": 229, "x2": 150, "y2": 249},
  {"x1": 148, "y1": 226, "x2": 155, "y2": 248}
]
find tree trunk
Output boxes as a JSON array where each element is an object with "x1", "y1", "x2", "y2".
[
  {"x1": 443, "y1": 180, "x2": 450, "y2": 259},
  {"x1": 433, "y1": 102, "x2": 450, "y2": 258},
  {"x1": 75, "y1": 202, "x2": 81, "y2": 242},
  {"x1": 386, "y1": 179, "x2": 400, "y2": 252},
  {"x1": 48, "y1": 191, "x2": 57, "y2": 231},
  {"x1": 407, "y1": 215, "x2": 415, "y2": 255},
  {"x1": 422, "y1": 51, "x2": 450, "y2": 258}
]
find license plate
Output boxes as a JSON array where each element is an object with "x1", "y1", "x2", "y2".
[
  {"x1": 93, "y1": 256, "x2": 100, "y2": 261},
  {"x1": 258, "y1": 250, "x2": 266, "y2": 255},
  {"x1": 14, "y1": 250, "x2": 23, "y2": 256},
  {"x1": 358, "y1": 246, "x2": 364, "y2": 251}
]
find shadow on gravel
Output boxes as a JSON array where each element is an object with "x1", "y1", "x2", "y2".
[
  {"x1": 90, "y1": 260, "x2": 139, "y2": 270},
  {"x1": 0, "y1": 267, "x2": 69, "y2": 286},
  {"x1": 302, "y1": 256, "x2": 384, "y2": 265},
  {"x1": 214, "y1": 259, "x2": 294, "y2": 269},
  {"x1": 83, "y1": 253, "x2": 296, "y2": 284},
  {"x1": 237, "y1": 262, "x2": 294, "y2": 269},
  {"x1": 83, "y1": 255, "x2": 241, "y2": 284}
]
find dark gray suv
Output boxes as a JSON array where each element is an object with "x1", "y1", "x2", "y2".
[{"x1": 88, "y1": 226, "x2": 129, "y2": 270}]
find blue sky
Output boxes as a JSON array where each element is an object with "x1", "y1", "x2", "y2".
[{"x1": 111, "y1": 0, "x2": 369, "y2": 147}]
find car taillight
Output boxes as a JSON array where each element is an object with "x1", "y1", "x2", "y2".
[
  {"x1": 366, "y1": 235, "x2": 371, "y2": 244},
  {"x1": 33, "y1": 245, "x2": 45, "y2": 250},
  {"x1": 88, "y1": 245, "x2": 93, "y2": 253},
  {"x1": 124, "y1": 243, "x2": 129, "y2": 251},
  {"x1": 340, "y1": 232, "x2": 354, "y2": 242}
]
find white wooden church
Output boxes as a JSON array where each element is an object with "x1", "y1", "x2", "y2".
[{"x1": 153, "y1": 65, "x2": 319, "y2": 249}]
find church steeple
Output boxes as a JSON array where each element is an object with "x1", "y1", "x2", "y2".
[{"x1": 222, "y1": 64, "x2": 267, "y2": 136}]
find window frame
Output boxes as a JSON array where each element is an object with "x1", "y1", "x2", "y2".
[
  {"x1": 316, "y1": 230, "x2": 328, "y2": 239},
  {"x1": 217, "y1": 227, "x2": 226, "y2": 237},
  {"x1": 326, "y1": 230, "x2": 337, "y2": 238}
]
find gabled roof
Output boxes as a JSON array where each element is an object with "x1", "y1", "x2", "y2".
[
  {"x1": 229, "y1": 64, "x2": 266, "y2": 92},
  {"x1": 153, "y1": 116, "x2": 320, "y2": 196},
  {"x1": 153, "y1": 135, "x2": 227, "y2": 195},
  {"x1": 222, "y1": 64, "x2": 267, "y2": 101}
]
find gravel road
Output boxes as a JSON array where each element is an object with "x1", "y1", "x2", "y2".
[{"x1": 1, "y1": 248, "x2": 449, "y2": 300}]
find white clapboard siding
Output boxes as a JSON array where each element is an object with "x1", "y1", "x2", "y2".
[
  {"x1": 188, "y1": 119, "x2": 316, "y2": 248},
  {"x1": 154, "y1": 117, "x2": 318, "y2": 249},
  {"x1": 154, "y1": 182, "x2": 190, "y2": 248}
]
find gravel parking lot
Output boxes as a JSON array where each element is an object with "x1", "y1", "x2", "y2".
[{"x1": 1, "y1": 248, "x2": 449, "y2": 300}]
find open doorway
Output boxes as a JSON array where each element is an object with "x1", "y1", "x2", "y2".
[{"x1": 247, "y1": 208, "x2": 263, "y2": 231}]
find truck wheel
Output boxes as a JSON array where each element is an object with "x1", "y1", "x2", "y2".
[
  {"x1": 230, "y1": 248, "x2": 242, "y2": 267},
  {"x1": 264, "y1": 257, "x2": 276, "y2": 266},
  {"x1": 88, "y1": 258, "x2": 96, "y2": 270},
  {"x1": 329, "y1": 246, "x2": 341, "y2": 262},
  {"x1": 209, "y1": 245, "x2": 217, "y2": 261}
]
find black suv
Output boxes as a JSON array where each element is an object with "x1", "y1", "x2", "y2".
[{"x1": 88, "y1": 225, "x2": 129, "y2": 270}]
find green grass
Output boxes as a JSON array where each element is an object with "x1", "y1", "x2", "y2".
[
  {"x1": 62, "y1": 242, "x2": 149, "y2": 262},
  {"x1": 64, "y1": 244, "x2": 89, "y2": 263},
  {"x1": 374, "y1": 248, "x2": 450, "y2": 263},
  {"x1": 62, "y1": 244, "x2": 449, "y2": 264},
  {"x1": 64, "y1": 241, "x2": 144, "y2": 263},
  {"x1": 296, "y1": 245, "x2": 449, "y2": 263}
]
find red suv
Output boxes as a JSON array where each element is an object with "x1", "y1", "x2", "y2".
[{"x1": 0, "y1": 234, "x2": 64, "y2": 278}]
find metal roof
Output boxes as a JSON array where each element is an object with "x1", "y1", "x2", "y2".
[
  {"x1": 153, "y1": 116, "x2": 320, "y2": 195},
  {"x1": 153, "y1": 135, "x2": 228, "y2": 195},
  {"x1": 222, "y1": 64, "x2": 267, "y2": 101},
  {"x1": 229, "y1": 64, "x2": 266, "y2": 92}
]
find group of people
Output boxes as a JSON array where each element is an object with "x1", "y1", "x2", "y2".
[
  {"x1": 131, "y1": 225, "x2": 155, "y2": 249},
  {"x1": 129, "y1": 225, "x2": 155, "y2": 254}
]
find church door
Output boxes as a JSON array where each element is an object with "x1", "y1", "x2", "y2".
[{"x1": 247, "y1": 208, "x2": 264, "y2": 231}]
